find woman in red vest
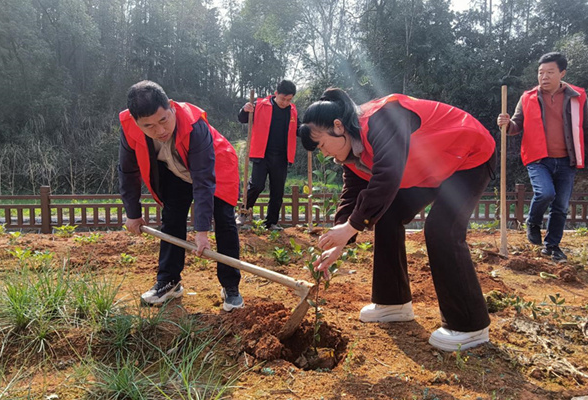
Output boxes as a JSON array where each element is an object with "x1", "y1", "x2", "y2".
[
  {"x1": 300, "y1": 88, "x2": 496, "y2": 352},
  {"x1": 119, "y1": 81, "x2": 243, "y2": 310}
]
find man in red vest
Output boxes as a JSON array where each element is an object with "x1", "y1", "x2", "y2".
[
  {"x1": 236, "y1": 80, "x2": 299, "y2": 230},
  {"x1": 118, "y1": 81, "x2": 243, "y2": 309},
  {"x1": 498, "y1": 52, "x2": 587, "y2": 262}
]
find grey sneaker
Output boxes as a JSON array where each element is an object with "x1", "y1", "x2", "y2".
[
  {"x1": 220, "y1": 286, "x2": 244, "y2": 312},
  {"x1": 267, "y1": 224, "x2": 284, "y2": 231},
  {"x1": 235, "y1": 213, "x2": 251, "y2": 226},
  {"x1": 141, "y1": 281, "x2": 183, "y2": 306}
]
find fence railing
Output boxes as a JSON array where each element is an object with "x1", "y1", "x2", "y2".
[{"x1": 1, "y1": 184, "x2": 588, "y2": 233}]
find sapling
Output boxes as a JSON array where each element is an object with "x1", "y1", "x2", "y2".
[
  {"x1": 54, "y1": 224, "x2": 78, "y2": 238},
  {"x1": 272, "y1": 247, "x2": 290, "y2": 265},
  {"x1": 305, "y1": 248, "x2": 339, "y2": 353}
]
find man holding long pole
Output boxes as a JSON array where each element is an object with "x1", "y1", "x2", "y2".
[{"x1": 236, "y1": 80, "x2": 300, "y2": 230}]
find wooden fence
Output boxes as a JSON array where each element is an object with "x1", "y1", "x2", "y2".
[{"x1": 1, "y1": 184, "x2": 588, "y2": 233}]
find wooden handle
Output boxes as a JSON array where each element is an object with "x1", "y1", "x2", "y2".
[
  {"x1": 242, "y1": 89, "x2": 255, "y2": 209},
  {"x1": 500, "y1": 85, "x2": 508, "y2": 256},
  {"x1": 140, "y1": 226, "x2": 314, "y2": 293},
  {"x1": 307, "y1": 151, "x2": 313, "y2": 230}
]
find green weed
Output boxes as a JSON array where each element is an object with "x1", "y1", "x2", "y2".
[{"x1": 54, "y1": 224, "x2": 78, "y2": 238}]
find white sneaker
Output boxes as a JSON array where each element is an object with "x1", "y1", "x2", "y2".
[
  {"x1": 428, "y1": 327, "x2": 489, "y2": 352},
  {"x1": 140, "y1": 281, "x2": 184, "y2": 306},
  {"x1": 359, "y1": 302, "x2": 414, "y2": 322}
]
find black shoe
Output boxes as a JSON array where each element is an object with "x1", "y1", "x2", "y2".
[
  {"x1": 541, "y1": 245, "x2": 567, "y2": 262},
  {"x1": 141, "y1": 281, "x2": 184, "y2": 306},
  {"x1": 526, "y1": 223, "x2": 542, "y2": 245}
]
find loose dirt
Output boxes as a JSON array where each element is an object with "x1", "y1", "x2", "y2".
[{"x1": 1, "y1": 226, "x2": 588, "y2": 399}]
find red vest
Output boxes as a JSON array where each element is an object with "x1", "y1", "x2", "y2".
[
  {"x1": 346, "y1": 94, "x2": 496, "y2": 188},
  {"x1": 520, "y1": 84, "x2": 586, "y2": 168},
  {"x1": 249, "y1": 96, "x2": 298, "y2": 163},
  {"x1": 119, "y1": 101, "x2": 240, "y2": 206}
]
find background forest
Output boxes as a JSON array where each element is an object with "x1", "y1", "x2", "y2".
[{"x1": 1, "y1": 0, "x2": 587, "y2": 195}]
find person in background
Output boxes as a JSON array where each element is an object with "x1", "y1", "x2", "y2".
[
  {"x1": 118, "y1": 80, "x2": 243, "y2": 310},
  {"x1": 300, "y1": 87, "x2": 496, "y2": 352},
  {"x1": 497, "y1": 52, "x2": 587, "y2": 262},
  {"x1": 236, "y1": 80, "x2": 299, "y2": 230}
]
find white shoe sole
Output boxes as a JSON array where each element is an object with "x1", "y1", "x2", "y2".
[
  {"x1": 141, "y1": 286, "x2": 184, "y2": 306},
  {"x1": 359, "y1": 311, "x2": 415, "y2": 323},
  {"x1": 428, "y1": 328, "x2": 489, "y2": 352},
  {"x1": 359, "y1": 302, "x2": 415, "y2": 323},
  {"x1": 220, "y1": 288, "x2": 244, "y2": 312}
]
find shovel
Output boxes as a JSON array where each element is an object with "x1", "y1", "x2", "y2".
[
  {"x1": 239, "y1": 89, "x2": 255, "y2": 221},
  {"x1": 140, "y1": 225, "x2": 316, "y2": 340}
]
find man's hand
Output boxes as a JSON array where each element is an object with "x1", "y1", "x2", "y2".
[
  {"x1": 318, "y1": 221, "x2": 358, "y2": 250},
  {"x1": 125, "y1": 217, "x2": 146, "y2": 235},
  {"x1": 194, "y1": 231, "x2": 211, "y2": 257},
  {"x1": 497, "y1": 113, "x2": 511, "y2": 128},
  {"x1": 243, "y1": 102, "x2": 255, "y2": 113}
]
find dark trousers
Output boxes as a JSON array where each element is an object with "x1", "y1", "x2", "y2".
[
  {"x1": 157, "y1": 165, "x2": 240, "y2": 288},
  {"x1": 372, "y1": 153, "x2": 496, "y2": 332},
  {"x1": 245, "y1": 153, "x2": 288, "y2": 226}
]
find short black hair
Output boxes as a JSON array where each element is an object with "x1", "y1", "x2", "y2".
[
  {"x1": 538, "y1": 52, "x2": 567, "y2": 72},
  {"x1": 127, "y1": 80, "x2": 171, "y2": 120},
  {"x1": 276, "y1": 80, "x2": 296, "y2": 96}
]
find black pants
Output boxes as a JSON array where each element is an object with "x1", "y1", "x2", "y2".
[
  {"x1": 157, "y1": 165, "x2": 240, "y2": 288},
  {"x1": 372, "y1": 153, "x2": 496, "y2": 332},
  {"x1": 245, "y1": 153, "x2": 288, "y2": 226}
]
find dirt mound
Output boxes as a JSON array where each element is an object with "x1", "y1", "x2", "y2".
[{"x1": 220, "y1": 298, "x2": 348, "y2": 368}]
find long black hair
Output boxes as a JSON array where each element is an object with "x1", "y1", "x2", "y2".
[{"x1": 300, "y1": 88, "x2": 361, "y2": 151}]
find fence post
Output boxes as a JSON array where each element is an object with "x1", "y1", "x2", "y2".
[
  {"x1": 515, "y1": 183, "x2": 525, "y2": 226},
  {"x1": 40, "y1": 186, "x2": 51, "y2": 234},
  {"x1": 291, "y1": 186, "x2": 299, "y2": 226}
]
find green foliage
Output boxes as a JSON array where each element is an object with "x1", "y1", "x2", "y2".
[
  {"x1": 74, "y1": 233, "x2": 103, "y2": 244},
  {"x1": 272, "y1": 247, "x2": 291, "y2": 265},
  {"x1": 470, "y1": 220, "x2": 500, "y2": 231},
  {"x1": 289, "y1": 238, "x2": 305, "y2": 259},
  {"x1": 305, "y1": 248, "x2": 339, "y2": 352},
  {"x1": 250, "y1": 219, "x2": 268, "y2": 236},
  {"x1": 268, "y1": 230, "x2": 281, "y2": 242},
  {"x1": 574, "y1": 227, "x2": 588, "y2": 237},
  {"x1": 7, "y1": 231, "x2": 21, "y2": 245},
  {"x1": 54, "y1": 224, "x2": 77, "y2": 238},
  {"x1": 312, "y1": 153, "x2": 339, "y2": 227},
  {"x1": 0, "y1": 224, "x2": 5, "y2": 235},
  {"x1": 119, "y1": 253, "x2": 137, "y2": 265},
  {"x1": 340, "y1": 247, "x2": 358, "y2": 263},
  {"x1": 356, "y1": 241, "x2": 373, "y2": 252}
]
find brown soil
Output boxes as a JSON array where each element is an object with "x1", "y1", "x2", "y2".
[{"x1": 1, "y1": 226, "x2": 588, "y2": 399}]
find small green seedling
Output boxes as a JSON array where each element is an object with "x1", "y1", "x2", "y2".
[
  {"x1": 54, "y1": 224, "x2": 78, "y2": 238},
  {"x1": 305, "y1": 248, "x2": 339, "y2": 352},
  {"x1": 250, "y1": 219, "x2": 267, "y2": 236},
  {"x1": 119, "y1": 253, "x2": 137, "y2": 264},
  {"x1": 289, "y1": 238, "x2": 304, "y2": 259},
  {"x1": 8, "y1": 231, "x2": 22, "y2": 244},
  {"x1": 269, "y1": 230, "x2": 281, "y2": 242},
  {"x1": 272, "y1": 247, "x2": 291, "y2": 265},
  {"x1": 74, "y1": 233, "x2": 103, "y2": 244},
  {"x1": 356, "y1": 241, "x2": 373, "y2": 251}
]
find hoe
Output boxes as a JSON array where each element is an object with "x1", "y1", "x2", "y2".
[{"x1": 141, "y1": 225, "x2": 317, "y2": 340}]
